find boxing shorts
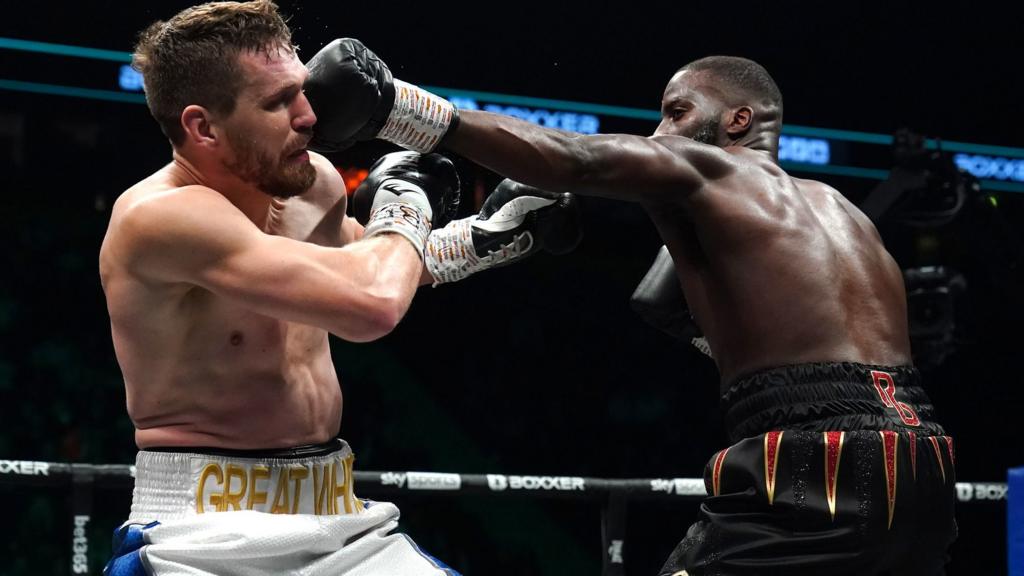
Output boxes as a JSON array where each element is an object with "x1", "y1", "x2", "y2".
[
  {"x1": 104, "y1": 439, "x2": 459, "y2": 576},
  {"x1": 660, "y1": 362, "x2": 957, "y2": 576}
]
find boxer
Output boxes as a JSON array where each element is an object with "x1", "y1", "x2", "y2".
[
  {"x1": 100, "y1": 2, "x2": 579, "y2": 574},
  {"x1": 303, "y1": 39, "x2": 958, "y2": 574}
]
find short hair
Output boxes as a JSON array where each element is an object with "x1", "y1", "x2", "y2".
[
  {"x1": 680, "y1": 56, "x2": 782, "y2": 117},
  {"x1": 132, "y1": 0, "x2": 294, "y2": 145}
]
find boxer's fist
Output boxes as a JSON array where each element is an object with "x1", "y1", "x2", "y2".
[
  {"x1": 424, "y1": 179, "x2": 582, "y2": 285},
  {"x1": 630, "y1": 245, "x2": 711, "y2": 356},
  {"x1": 478, "y1": 180, "x2": 581, "y2": 256},
  {"x1": 355, "y1": 151, "x2": 461, "y2": 258},
  {"x1": 305, "y1": 38, "x2": 457, "y2": 154},
  {"x1": 304, "y1": 38, "x2": 393, "y2": 153}
]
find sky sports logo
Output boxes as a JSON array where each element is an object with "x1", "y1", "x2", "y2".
[{"x1": 380, "y1": 472, "x2": 461, "y2": 491}]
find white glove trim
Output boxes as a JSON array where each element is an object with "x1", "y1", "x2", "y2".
[{"x1": 473, "y1": 196, "x2": 556, "y2": 233}]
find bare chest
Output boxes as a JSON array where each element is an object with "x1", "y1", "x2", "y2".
[
  {"x1": 185, "y1": 295, "x2": 329, "y2": 367},
  {"x1": 265, "y1": 191, "x2": 347, "y2": 247}
]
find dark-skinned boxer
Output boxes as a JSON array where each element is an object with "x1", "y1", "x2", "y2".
[{"x1": 301, "y1": 38, "x2": 957, "y2": 575}]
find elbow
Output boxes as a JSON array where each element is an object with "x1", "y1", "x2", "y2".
[
  {"x1": 340, "y1": 292, "x2": 407, "y2": 343},
  {"x1": 369, "y1": 296, "x2": 405, "y2": 338}
]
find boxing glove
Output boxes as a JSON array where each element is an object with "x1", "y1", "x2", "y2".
[
  {"x1": 424, "y1": 179, "x2": 582, "y2": 285},
  {"x1": 630, "y1": 245, "x2": 712, "y2": 356},
  {"x1": 353, "y1": 151, "x2": 460, "y2": 259},
  {"x1": 304, "y1": 38, "x2": 457, "y2": 154}
]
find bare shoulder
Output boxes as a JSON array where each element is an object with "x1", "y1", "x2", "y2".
[
  {"x1": 648, "y1": 134, "x2": 740, "y2": 178},
  {"x1": 791, "y1": 176, "x2": 841, "y2": 199},
  {"x1": 105, "y1": 179, "x2": 255, "y2": 280},
  {"x1": 112, "y1": 182, "x2": 237, "y2": 238},
  {"x1": 304, "y1": 151, "x2": 346, "y2": 202},
  {"x1": 792, "y1": 176, "x2": 880, "y2": 236}
]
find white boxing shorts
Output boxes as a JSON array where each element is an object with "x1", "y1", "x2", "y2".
[{"x1": 104, "y1": 439, "x2": 459, "y2": 576}]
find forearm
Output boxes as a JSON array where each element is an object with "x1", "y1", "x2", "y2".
[
  {"x1": 207, "y1": 233, "x2": 424, "y2": 343},
  {"x1": 311, "y1": 235, "x2": 424, "y2": 340},
  {"x1": 446, "y1": 110, "x2": 677, "y2": 202},
  {"x1": 446, "y1": 110, "x2": 595, "y2": 192}
]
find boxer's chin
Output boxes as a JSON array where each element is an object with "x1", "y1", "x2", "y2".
[{"x1": 269, "y1": 159, "x2": 316, "y2": 199}]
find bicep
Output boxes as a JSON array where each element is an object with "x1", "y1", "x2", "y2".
[{"x1": 575, "y1": 134, "x2": 718, "y2": 202}]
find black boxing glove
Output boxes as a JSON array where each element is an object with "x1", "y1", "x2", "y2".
[
  {"x1": 630, "y1": 246, "x2": 712, "y2": 356},
  {"x1": 353, "y1": 151, "x2": 460, "y2": 259},
  {"x1": 304, "y1": 38, "x2": 458, "y2": 154},
  {"x1": 424, "y1": 179, "x2": 582, "y2": 285}
]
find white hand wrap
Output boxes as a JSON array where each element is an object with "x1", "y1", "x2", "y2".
[
  {"x1": 363, "y1": 202, "x2": 431, "y2": 260},
  {"x1": 378, "y1": 80, "x2": 456, "y2": 153}
]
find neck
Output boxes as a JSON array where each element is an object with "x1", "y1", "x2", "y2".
[
  {"x1": 171, "y1": 149, "x2": 272, "y2": 227},
  {"x1": 726, "y1": 124, "x2": 781, "y2": 162}
]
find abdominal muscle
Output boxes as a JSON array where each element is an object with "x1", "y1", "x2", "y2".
[{"x1": 121, "y1": 292, "x2": 344, "y2": 451}]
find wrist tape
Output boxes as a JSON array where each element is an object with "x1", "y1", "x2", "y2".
[
  {"x1": 378, "y1": 80, "x2": 456, "y2": 153},
  {"x1": 364, "y1": 202, "x2": 431, "y2": 260}
]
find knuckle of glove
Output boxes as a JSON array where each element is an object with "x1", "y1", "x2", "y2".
[
  {"x1": 353, "y1": 152, "x2": 460, "y2": 227},
  {"x1": 537, "y1": 193, "x2": 583, "y2": 255},
  {"x1": 306, "y1": 38, "x2": 393, "y2": 154},
  {"x1": 352, "y1": 151, "x2": 421, "y2": 224},
  {"x1": 480, "y1": 179, "x2": 562, "y2": 220},
  {"x1": 421, "y1": 153, "x2": 460, "y2": 227}
]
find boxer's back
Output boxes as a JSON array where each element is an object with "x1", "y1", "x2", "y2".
[
  {"x1": 100, "y1": 160, "x2": 345, "y2": 450},
  {"x1": 649, "y1": 148, "x2": 912, "y2": 386}
]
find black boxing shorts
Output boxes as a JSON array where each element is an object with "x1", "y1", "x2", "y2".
[{"x1": 659, "y1": 362, "x2": 957, "y2": 576}]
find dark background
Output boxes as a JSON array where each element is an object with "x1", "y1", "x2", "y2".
[{"x1": 1, "y1": 1, "x2": 1021, "y2": 574}]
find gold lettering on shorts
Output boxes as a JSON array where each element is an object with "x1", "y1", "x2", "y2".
[
  {"x1": 313, "y1": 463, "x2": 330, "y2": 515},
  {"x1": 341, "y1": 455, "x2": 355, "y2": 514},
  {"x1": 193, "y1": 456, "x2": 354, "y2": 515},
  {"x1": 223, "y1": 464, "x2": 247, "y2": 511},
  {"x1": 289, "y1": 466, "x2": 309, "y2": 514},
  {"x1": 197, "y1": 463, "x2": 224, "y2": 514},
  {"x1": 247, "y1": 465, "x2": 270, "y2": 510},
  {"x1": 270, "y1": 470, "x2": 291, "y2": 514}
]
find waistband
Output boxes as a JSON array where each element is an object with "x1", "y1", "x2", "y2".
[
  {"x1": 129, "y1": 438, "x2": 361, "y2": 522},
  {"x1": 721, "y1": 362, "x2": 945, "y2": 442}
]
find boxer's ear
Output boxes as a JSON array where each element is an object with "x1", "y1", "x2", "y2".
[
  {"x1": 181, "y1": 105, "x2": 219, "y2": 148},
  {"x1": 725, "y1": 106, "x2": 753, "y2": 139}
]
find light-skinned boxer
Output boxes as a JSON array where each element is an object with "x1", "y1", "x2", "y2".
[{"x1": 99, "y1": 2, "x2": 580, "y2": 574}]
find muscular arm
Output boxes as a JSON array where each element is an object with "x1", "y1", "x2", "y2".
[
  {"x1": 445, "y1": 110, "x2": 733, "y2": 201},
  {"x1": 115, "y1": 186, "x2": 422, "y2": 342}
]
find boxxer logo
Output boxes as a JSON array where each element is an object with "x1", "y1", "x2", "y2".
[
  {"x1": 0, "y1": 460, "x2": 50, "y2": 475},
  {"x1": 486, "y1": 474, "x2": 585, "y2": 491},
  {"x1": 955, "y1": 483, "x2": 1007, "y2": 502}
]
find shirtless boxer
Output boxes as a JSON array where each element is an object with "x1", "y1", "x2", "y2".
[
  {"x1": 303, "y1": 41, "x2": 958, "y2": 574},
  {"x1": 98, "y1": 3, "x2": 579, "y2": 574}
]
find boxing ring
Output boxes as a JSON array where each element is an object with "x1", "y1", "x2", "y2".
[{"x1": 0, "y1": 460, "x2": 1011, "y2": 575}]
